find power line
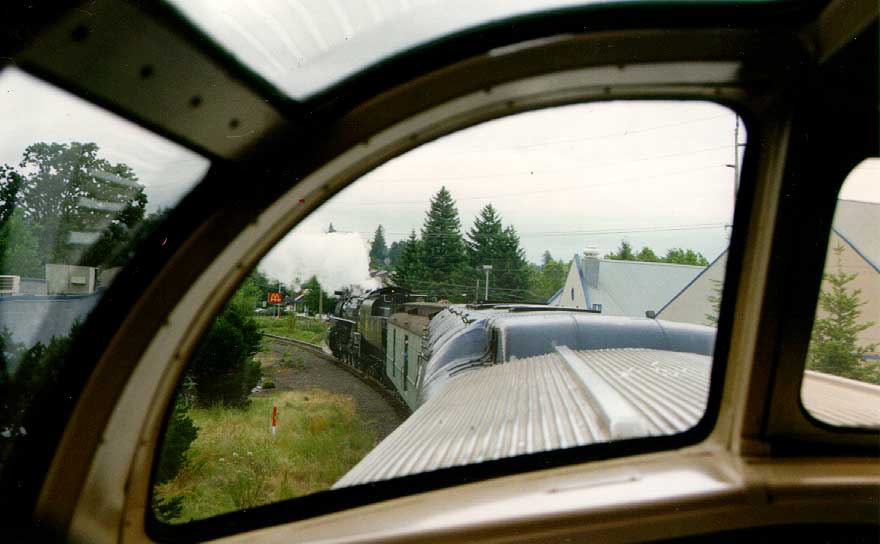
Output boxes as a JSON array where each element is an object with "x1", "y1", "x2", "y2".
[
  {"x1": 337, "y1": 222, "x2": 727, "y2": 239},
  {"x1": 359, "y1": 142, "x2": 734, "y2": 187},
  {"x1": 326, "y1": 159, "x2": 731, "y2": 209}
]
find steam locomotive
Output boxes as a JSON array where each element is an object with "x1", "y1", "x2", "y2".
[{"x1": 327, "y1": 287, "x2": 416, "y2": 379}]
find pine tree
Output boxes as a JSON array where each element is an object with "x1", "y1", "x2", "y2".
[
  {"x1": 494, "y1": 225, "x2": 530, "y2": 301},
  {"x1": 466, "y1": 205, "x2": 530, "y2": 301},
  {"x1": 606, "y1": 241, "x2": 635, "y2": 260},
  {"x1": 467, "y1": 204, "x2": 504, "y2": 267},
  {"x1": 420, "y1": 187, "x2": 468, "y2": 299},
  {"x1": 369, "y1": 225, "x2": 388, "y2": 269},
  {"x1": 807, "y1": 244, "x2": 878, "y2": 383},
  {"x1": 387, "y1": 240, "x2": 404, "y2": 268},
  {"x1": 391, "y1": 230, "x2": 425, "y2": 292},
  {"x1": 705, "y1": 278, "x2": 723, "y2": 326},
  {"x1": 327, "y1": 223, "x2": 336, "y2": 233}
]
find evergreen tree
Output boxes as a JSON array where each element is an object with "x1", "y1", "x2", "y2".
[
  {"x1": 302, "y1": 275, "x2": 336, "y2": 316},
  {"x1": 466, "y1": 205, "x2": 530, "y2": 301},
  {"x1": 369, "y1": 225, "x2": 388, "y2": 269},
  {"x1": 705, "y1": 278, "x2": 723, "y2": 326},
  {"x1": 387, "y1": 240, "x2": 404, "y2": 268},
  {"x1": 807, "y1": 244, "x2": 878, "y2": 383},
  {"x1": 391, "y1": 230, "x2": 426, "y2": 292},
  {"x1": 327, "y1": 223, "x2": 336, "y2": 233},
  {"x1": 420, "y1": 187, "x2": 468, "y2": 299},
  {"x1": 606, "y1": 240, "x2": 635, "y2": 261},
  {"x1": 467, "y1": 204, "x2": 504, "y2": 267},
  {"x1": 494, "y1": 225, "x2": 530, "y2": 301}
]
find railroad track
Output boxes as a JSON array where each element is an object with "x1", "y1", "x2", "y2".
[
  {"x1": 260, "y1": 333, "x2": 412, "y2": 418},
  {"x1": 261, "y1": 332, "x2": 334, "y2": 360}
]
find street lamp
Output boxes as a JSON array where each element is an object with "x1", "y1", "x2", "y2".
[{"x1": 482, "y1": 265, "x2": 493, "y2": 301}]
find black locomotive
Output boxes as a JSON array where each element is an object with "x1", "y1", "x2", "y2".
[{"x1": 328, "y1": 286, "x2": 413, "y2": 378}]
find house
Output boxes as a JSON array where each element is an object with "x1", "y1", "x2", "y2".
[
  {"x1": 657, "y1": 199, "x2": 878, "y2": 354},
  {"x1": 656, "y1": 251, "x2": 728, "y2": 326},
  {"x1": 548, "y1": 248, "x2": 705, "y2": 318}
]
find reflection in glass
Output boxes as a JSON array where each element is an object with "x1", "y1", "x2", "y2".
[{"x1": 0, "y1": 67, "x2": 209, "y2": 468}]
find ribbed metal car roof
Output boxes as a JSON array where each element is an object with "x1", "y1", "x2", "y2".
[
  {"x1": 336, "y1": 348, "x2": 880, "y2": 488},
  {"x1": 802, "y1": 370, "x2": 880, "y2": 428},
  {"x1": 335, "y1": 347, "x2": 711, "y2": 488}
]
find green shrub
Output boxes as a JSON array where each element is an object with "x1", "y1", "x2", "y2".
[
  {"x1": 187, "y1": 292, "x2": 262, "y2": 407},
  {"x1": 155, "y1": 397, "x2": 199, "y2": 485},
  {"x1": 262, "y1": 380, "x2": 275, "y2": 389}
]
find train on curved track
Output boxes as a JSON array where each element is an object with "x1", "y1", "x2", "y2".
[{"x1": 328, "y1": 287, "x2": 880, "y2": 488}]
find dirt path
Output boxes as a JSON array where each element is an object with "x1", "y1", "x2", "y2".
[{"x1": 255, "y1": 338, "x2": 407, "y2": 442}]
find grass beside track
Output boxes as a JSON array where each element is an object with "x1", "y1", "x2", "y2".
[
  {"x1": 255, "y1": 315, "x2": 328, "y2": 345},
  {"x1": 155, "y1": 390, "x2": 376, "y2": 523}
]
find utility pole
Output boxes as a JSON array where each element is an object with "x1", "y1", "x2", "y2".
[
  {"x1": 733, "y1": 116, "x2": 740, "y2": 203},
  {"x1": 318, "y1": 289, "x2": 323, "y2": 319},
  {"x1": 482, "y1": 265, "x2": 493, "y2": 301},
  {"x1": 475, "y1": 278, "x2": 480, "y2": 303}
]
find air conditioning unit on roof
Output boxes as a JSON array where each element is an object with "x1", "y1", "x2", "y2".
[{"x1": 0, "y1": 275, "x2": 21, "y2": 295}]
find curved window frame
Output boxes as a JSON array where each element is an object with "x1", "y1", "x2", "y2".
[{"x1": 141, "y1": 74, "x2": 759, "y2": 540}]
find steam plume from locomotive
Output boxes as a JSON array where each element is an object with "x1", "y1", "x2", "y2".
[{"x1": 259, "y1": 228, "x2": 378, "y2": 292}]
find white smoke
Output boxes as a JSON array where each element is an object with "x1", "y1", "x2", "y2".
[{"x1": 258, "y1": 228, "x2": 378, "y2": 293}]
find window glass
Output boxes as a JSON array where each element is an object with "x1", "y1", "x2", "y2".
[
  {"x1": 152, "y1": 100, "x2": 742, "y2": 524},
  {"x1": 801, "y1": 159, "x2": 880, "y2": 428},
  {"x1": 0, "y1": 68, "x2": 210, "y2": 470}
]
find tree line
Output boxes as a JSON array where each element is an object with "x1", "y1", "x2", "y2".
[
  {"x1": 366, "y1": 187, "x2": 532, "y2": 302},
  {"x1": 604, "y1": 240, "x2": 709, "y2": 266}
]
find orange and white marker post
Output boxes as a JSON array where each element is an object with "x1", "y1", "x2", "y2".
[{"x1": 271, "y1": 405, "x2": 278, "y2": 437}]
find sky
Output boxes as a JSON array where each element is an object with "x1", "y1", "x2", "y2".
[
  {"x1": 0, "y1": 65, "x2": 876, "y2": 294},
  {"x1": 264, "y1": 100, "x2": 745, "y2": 289}
]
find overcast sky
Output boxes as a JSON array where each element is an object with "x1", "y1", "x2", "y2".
[
  {"x1": 1, "y1": 66, "x2": 876, "y2": 293},
  {"x1": 267, "y1": 100, "x2": 744, "y2": 289}
]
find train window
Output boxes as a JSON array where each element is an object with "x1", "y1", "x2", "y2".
[
  {"x1": 0, "y1": 68, "x2": 209, "y2": 476},
  {"x1": 151, "y1": 100, "x2": 742, "y2": 525},
  {"x1": 801, "y1": 159, "x2": 880, "y2": 428}
]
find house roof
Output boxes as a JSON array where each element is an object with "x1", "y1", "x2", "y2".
[
  {"x1": 546, "y1": 287, "x2": 563, "y2": 305},
  {"x1": 833, "y1": 199, "x2": 880, "y2": 273},
  {"x1": 574, "y1": 255, "x2": 704, "y2": 317}
]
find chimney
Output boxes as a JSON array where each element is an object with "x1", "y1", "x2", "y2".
[{"x1": 583, "y1": 246, "x2": 600, "y2": 288}]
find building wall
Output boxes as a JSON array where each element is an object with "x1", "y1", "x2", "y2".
[
  {"x1": 45, "y1": 264, "x2": 97, "y2": 295},
  {"x1": 552, "y1": 258, "x2": 589, "y2": 309},
  {"x1": 657, "y1": 253, "x2": 728, "y2": 326}
]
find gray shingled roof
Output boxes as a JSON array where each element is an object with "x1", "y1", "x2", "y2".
[{"x1": 573, "y1": 255, "x2": 704, "y2": 317}]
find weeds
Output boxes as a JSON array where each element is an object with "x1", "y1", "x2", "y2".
[
  {"x1": 254, "y1": 315, "x2": 328, "y2": 345},
  {"x1": 153, "y1": 390, "x2": 375, "y2": 523}
]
